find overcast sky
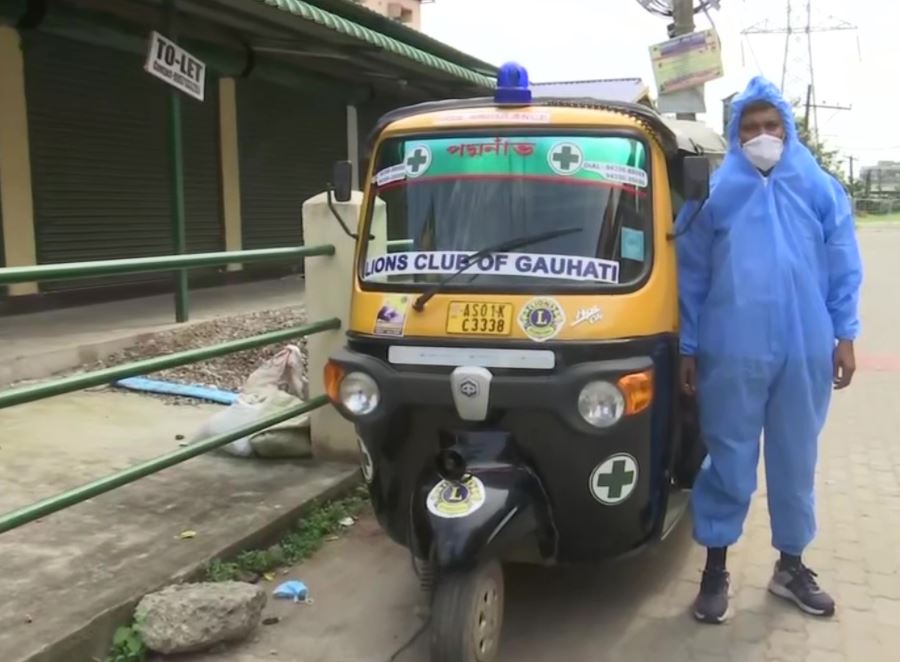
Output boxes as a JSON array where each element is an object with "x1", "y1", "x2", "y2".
[{"x1": 421, "y1": 0, "x2": 900, "y2": 173}]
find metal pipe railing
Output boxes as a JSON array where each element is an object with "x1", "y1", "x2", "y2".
[
  {"x1": 0, "y1": 396, "x2": 329, "y2": 535},
  {"x1": 0, "y1": 318, "x2": 341, "y2": 410},
  {"x1": 0, "y1": 245, "x2": 341, "y2": 530},
  {"x1": 0, "y1": 245, "x2": 335, "y2": 286}
]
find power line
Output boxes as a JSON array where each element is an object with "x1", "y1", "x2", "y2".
[
  {"x1": 843, "y1": 146, "x2": 900, "y2": 153},
  {"x1": 734, "y1": 1, "x2": 765, "y2": 73},
  {"x1": 740, "y1": 0, "x2": 856, "y2": 143}
]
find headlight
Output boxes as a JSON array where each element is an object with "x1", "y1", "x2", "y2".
[
  {"x1": 339, "y1": 371, "x2": 380, "y2": 416},
  {"x1": 578, "y1": 381, "x2": 625, "y2": 428}
]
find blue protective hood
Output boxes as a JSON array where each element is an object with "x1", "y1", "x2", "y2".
[
  {"x1": 711, "y1": 75, "x2": 828, "y2": 195},
  {"x1": 725, "y1": 76, "x2": 797, "y2": 149},
  {"x1": 676, "y1": 75, "x2": 862, "y2": 359}
]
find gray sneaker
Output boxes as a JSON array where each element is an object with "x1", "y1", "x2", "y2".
[
  {"x1": 693, "y1": 568, "x2": 731, "y2": 624},
  {"x1": 768, "y1": 561, "x2": 836, "y2": 617}
]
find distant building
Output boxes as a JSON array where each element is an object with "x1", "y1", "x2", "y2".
[
  {"x1": 0, "y1": 0, "x2": 493, "y2": 308},
  {"x1": 860, "y1": 161, "x2": 900, "y2": 193},
  {"x1": 357, "y1": 0, "x2": 427, "y2": 29},
  {"x1": 531, "y1": 78, "x2": 653, "y2": 106}
]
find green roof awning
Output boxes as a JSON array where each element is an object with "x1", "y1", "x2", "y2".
[{"x1": 253, "y1": 0, "x2": 496, "y2": 89}]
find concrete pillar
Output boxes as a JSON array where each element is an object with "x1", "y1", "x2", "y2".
[
  {"x1": 302, "y1": 191, "x2": 383, "y2": 460},
  {"x1": 0, "y1": 26, "x2": 38, "y2": 295},
  {"x1": 346, "y1": 104, "x2": 360, "y2": 191},
  {"x1": 218, "y1": 78, "x2": 243, "y2": 271}
]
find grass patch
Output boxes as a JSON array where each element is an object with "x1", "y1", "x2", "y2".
[
  {"x1": 201, "y1": 484, "x2": 370, "y2": 583},
  {"x1": 106, "y1": 624, "x2": 147, "y2": 662},
  {"x1": 105, "y1": 484, "x2": 369, "y2": 661},
  {"x1": 857, "y1": 212, "x2": 900, "y2": 224}
]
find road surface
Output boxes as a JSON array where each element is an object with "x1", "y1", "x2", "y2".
[{"x1": 181, "y1": 227, "x2": 900, "y2": 662}]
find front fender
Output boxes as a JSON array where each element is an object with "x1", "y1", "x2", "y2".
[{"x1": 409, "y1": 432, "x2": 556, "y2": 571}]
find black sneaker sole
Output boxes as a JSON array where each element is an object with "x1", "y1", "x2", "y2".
[
  {"x1": 768, "y1": 580, "x2": 836, "y2": 617},
  {"x1": 692, "y1": 605, "x2": 732, "y2": 624}
]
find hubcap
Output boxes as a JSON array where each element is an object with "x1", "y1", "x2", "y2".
[{"x1": 472, "y1": 576, "x2": 501, "y2": 661}]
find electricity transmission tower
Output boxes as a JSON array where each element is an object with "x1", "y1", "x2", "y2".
[{"x1": 741, "y1": 0, "x2": 856, "y2": 142}]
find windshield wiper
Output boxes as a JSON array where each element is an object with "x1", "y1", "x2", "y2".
[{"x1": 411, "y1": 227, "x2": 583, "y2": 312}]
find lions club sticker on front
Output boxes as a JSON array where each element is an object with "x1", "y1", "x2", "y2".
[
  {"x1": 518, "y1": 297, "x2": 565, "y2": 342},
  {"x1": 589, "y1": 453, "x2": 638, "y2": 506},
  {"x1": 426, "y1": 476, "x2": 486, "y2": 519}
]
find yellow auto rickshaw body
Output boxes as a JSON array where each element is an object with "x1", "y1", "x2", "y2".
[
  {"x1": 347, "y1": 101, "x2": 724, "y2": 343},
  {"x1": 323, "y1": 70, "x2": 727, "y2": 662}
]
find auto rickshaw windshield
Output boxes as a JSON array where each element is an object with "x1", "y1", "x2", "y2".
[{"x1": 360, "y1": 131, "x2": 653, "y2": 291}]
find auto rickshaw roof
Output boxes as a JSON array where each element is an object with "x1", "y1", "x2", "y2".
[
  {"x1": 659, "y1": 118, "x2": 728, "y2": 156},
  {"x1": 367, "y1": 96, "x2": 726, "y2": 159}
]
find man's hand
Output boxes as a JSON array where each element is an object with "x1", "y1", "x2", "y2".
[
  {"x1": 680, "y1": 356, "x2": 698, "y2": 396},
  {"x1": 833, "y1": 340, "x2": 856, "y2": 390}
]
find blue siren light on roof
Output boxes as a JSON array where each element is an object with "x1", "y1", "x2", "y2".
[{"x1": 494, "y1": 62, "x2": 532, "y2": 105}]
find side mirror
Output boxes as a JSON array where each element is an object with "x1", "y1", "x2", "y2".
[
  {"x1": 682, "y1": 156, "x2": 710, "y2": 202},
  {"x1": 332, "y1": 160, "x2": 353, "y2": 203},
  {"x1": 325, "y1": 160, "x2": 372, "y2": 241}
]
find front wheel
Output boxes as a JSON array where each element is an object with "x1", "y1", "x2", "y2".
[{"x1": 429, "y1": 560, "x2": 505, "y2": 662}]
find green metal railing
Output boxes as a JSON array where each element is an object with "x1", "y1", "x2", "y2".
[
  {"x1": 0, "y1": 245, "x2": 339, "y2": 535},
  {"x1": 0, "y1": 245, "x2": 334, "y2": 286},
  {"x1": 0, "y1": 398, "x2": 327, "y2": 534}
]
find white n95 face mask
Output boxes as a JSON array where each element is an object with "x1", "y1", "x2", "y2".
[{"x1": 742, "y1": 133, "x2": 784, "y2": 171}]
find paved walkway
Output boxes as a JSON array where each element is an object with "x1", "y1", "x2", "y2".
[
  {"x1": 0, "y1": 390, "x2": 354, "y2": 662},
  {"x1": 191, "y1": 227, "x2": 900, "y2": 662},
  {"x1": 0, "y1": 276, "x2": 304, "y2": 387}
]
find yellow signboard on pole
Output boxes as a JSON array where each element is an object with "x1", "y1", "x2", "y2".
[{"x1": 650, "y1": 29, "x2": 723, "y2": 95}]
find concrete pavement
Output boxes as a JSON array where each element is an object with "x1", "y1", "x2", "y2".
[
  {"x1": 0, "y1": 390, "x2": 356, "y2": 662},
  {"x1": 190, "y1": 226, "x2": 900, "y2": 662}
]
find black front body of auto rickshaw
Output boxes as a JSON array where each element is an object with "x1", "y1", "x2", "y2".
[{"x1": 323, "y1": 64, "x2": 720, "y2": 662}]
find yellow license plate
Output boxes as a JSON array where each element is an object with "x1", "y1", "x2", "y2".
[{"x1": 446, "y1": 302, "x2": 513, "y2": 336}]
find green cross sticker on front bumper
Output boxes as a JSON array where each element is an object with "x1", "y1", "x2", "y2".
[{"x1": 589, "y1": 454, "x2": 638, "y2": 505}]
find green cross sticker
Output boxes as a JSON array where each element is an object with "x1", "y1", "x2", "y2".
[
  {"x1": 404, "y1": 145, "x2": 431, "y2": 178},
  {"x1": 548, "y1": 142, "x2": 583, "y2": 175},
  {"x1": 589, "y1": 454, "x2": 638, "y2": 505}
]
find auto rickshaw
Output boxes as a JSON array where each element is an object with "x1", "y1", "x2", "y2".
[{"x1": 323, "y1": 63, "x2": 726, "y2": 662}]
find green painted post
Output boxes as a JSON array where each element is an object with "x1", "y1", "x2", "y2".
[
  {"x1": 169, "y1": 92, "x2": 189, "y2": 322},
  {"x1": 166, "y1": 0, "x2": 190, "y2": 323}
]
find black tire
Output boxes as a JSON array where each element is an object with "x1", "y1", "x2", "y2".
[{"x1": 429, "y1": 560, "x2": 505, "y2": 662}]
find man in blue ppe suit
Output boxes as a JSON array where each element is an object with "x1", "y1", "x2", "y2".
[{"x1": 676, "y1": 76, "x2": 862, "y2": 624}]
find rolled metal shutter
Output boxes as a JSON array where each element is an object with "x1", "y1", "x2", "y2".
[
  {"x1": 24, "y1": 32, "x2": 222, "y2": 292},
  {"x1": 236, "y1": 78, "x2": 346, "y2": 275},
  {"x1": 0, "y1": 185, "x2": 5, "y2": 297},
  {"x1": 0, "y1": 191, "x2": 4, "y2": 270}
]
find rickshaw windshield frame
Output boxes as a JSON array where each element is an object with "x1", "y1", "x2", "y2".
[{"x1": 357, "y1": 127, "x2": 656, "y2": 296}]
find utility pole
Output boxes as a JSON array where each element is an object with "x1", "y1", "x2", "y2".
[
  {"x1": 804, "y1": 84, "x2": 812, "y2": 127},
  {"x1": 673, "y1": 0, "x2": 696, "y2": 120}
]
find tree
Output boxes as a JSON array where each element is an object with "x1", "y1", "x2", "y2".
[{"x1": 793, "y1": 114, "x2": 858, "y2": 194}]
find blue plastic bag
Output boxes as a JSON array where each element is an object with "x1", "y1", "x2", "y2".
[{"x1": 273, "y1": 580, "x2": 310, "y2": 603}]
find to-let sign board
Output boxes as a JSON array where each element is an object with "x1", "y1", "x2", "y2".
[{"x1": 144, "y1": 31, "x2": 206, "y2": 101}]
